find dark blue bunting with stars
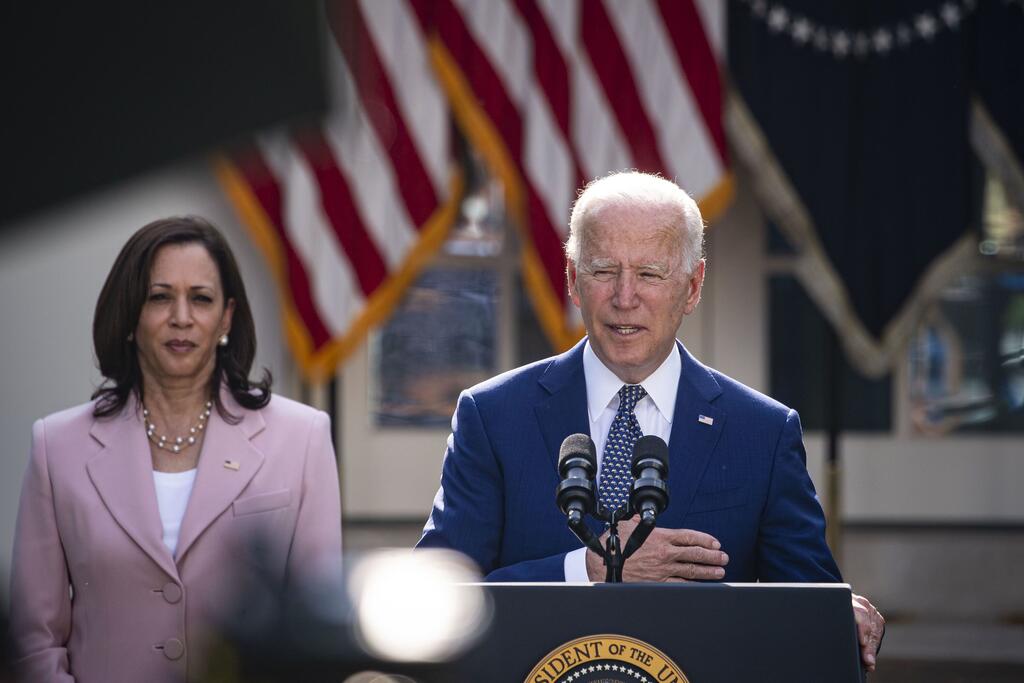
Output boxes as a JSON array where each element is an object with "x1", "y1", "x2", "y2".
[{"x1": 728, "y1": 0, "x2": 982, "y2": 374}]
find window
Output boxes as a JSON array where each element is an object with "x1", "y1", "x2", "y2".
[
  {"x1": 907, "y1": 176, "x2": 1024, "y2": 434},
  {"x1": 369, "y1": 152, "x2": 554, "y2": 428}
]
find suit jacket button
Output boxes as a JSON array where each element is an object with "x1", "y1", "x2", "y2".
[
  {"x1": 162, "y1": 582, "x2": 182, "y2": 604},
  {"x1": 163, "y1": 638, "x2": 185, "y2": 660}
]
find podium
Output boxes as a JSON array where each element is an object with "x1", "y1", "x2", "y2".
[{"x1": 451, "y1": 582, "x2": 865, "y2": 683}]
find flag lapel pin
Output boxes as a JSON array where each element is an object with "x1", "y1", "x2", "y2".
[
  {"x1": 698, "y1": 415, "x2": 714, "y2": 426},
  {"x1": 223, "y1": 460, "x2": 240, "y2": 471}
]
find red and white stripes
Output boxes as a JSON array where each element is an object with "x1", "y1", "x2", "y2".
[
  {"x1": 217, "y1": 0, "x2": 729, "y2": 378},
  {"x1": 426, "y1": 0, "x2": 731, "y2": 347}
]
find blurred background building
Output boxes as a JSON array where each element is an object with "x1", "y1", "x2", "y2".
[{"x1": 2, "y1": 1, "x2": 1022, "y2": 680}]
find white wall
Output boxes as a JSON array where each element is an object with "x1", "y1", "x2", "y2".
[{"x1": 0, "y1": 158, "x2": 293, "y2": 589}]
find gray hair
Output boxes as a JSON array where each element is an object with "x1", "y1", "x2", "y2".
[{"x1": 565, "y1": 171, "x2": 705, "y2": 273}]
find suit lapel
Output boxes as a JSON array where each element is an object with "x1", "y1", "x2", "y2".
[
  {"x1": 87, "y1": 396, "x2": 179, "y2": 579},
  {"x1": 534, "y1": 340, "x2": 606, "y2": 536},
  {"x1": 175, "y1": 392, "x2": 265, "y2": 562},
  {"x1": 667, "y1": 342, "x2": 726, "y2": 519},
  {"x1": 534, "y1": 339, "x2": 591, "y2": 474}
]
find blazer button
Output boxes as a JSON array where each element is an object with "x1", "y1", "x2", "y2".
[
  {"x1": 162, "y1": 638, "x2": 185, "y2": 660},
  {"x1": 162, "y1": 582, "x2": 183, "y2": 604}
]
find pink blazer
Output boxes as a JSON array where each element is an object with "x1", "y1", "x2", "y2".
[{"x1": 10, "y1": 391, "x2": 343, "y2": 683}]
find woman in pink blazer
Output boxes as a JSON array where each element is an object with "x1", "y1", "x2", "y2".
[{"x1": 10, "y1": 217, "x2": 343, "y2": 682}]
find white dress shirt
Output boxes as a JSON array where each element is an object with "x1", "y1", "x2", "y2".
[{"x1": 564, "y1": 341, "x2": 681, "y2": 581}]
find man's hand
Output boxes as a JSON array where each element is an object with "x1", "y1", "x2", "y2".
[
  {"x1": 585, "y1": 517, "x2": 728, "y2": 582},
  {"x1": 852, "y1": 593, "x2": 884, "y2": 673}
]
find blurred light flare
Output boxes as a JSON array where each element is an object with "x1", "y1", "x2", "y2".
[{"x1": 348, "y1": 549, "x2": 490, "y2": 663}]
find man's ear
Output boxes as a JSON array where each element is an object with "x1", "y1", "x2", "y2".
[
  {"x1": 567, "y1": 258, "x2": 582, "y2": 308},
  {"x1": 683, "y1": 259, "x2": 706, "y2": 315}
]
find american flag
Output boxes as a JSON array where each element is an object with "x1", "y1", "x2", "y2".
[{"x1": 216, "y1": 0, "x2": 730, "y2": 381}]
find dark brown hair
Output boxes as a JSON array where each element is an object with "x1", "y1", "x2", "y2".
[{"x1": 92, "y1": 216, "x2": 272, "y2": 419}]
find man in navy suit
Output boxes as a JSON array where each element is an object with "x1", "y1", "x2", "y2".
[{"x1": 418, "y1": 171, "x2": 884, "y2": 671}]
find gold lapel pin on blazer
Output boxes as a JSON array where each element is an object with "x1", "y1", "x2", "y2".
[{"x1": 223, "y1": 460, "x2": 241, "y2": 471}]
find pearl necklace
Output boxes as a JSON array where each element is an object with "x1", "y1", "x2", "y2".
[{"x1": 143, "y1": 401, "x2": 212, "y2": 454}]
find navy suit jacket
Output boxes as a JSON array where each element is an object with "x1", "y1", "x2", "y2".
[{"x1": 418, "y1": 339, "x2": 841, "y2": 583}]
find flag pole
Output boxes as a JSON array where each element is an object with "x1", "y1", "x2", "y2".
[{"x1": 824, "y1": 328, "x2": 843, "y2": 568}]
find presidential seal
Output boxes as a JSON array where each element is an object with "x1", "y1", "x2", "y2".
[{"x1": 524, "y1": 634, "x2": 689, "y2": 683}]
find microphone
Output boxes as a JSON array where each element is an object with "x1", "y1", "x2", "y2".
[
  {"x1": 556, "y1": 433, "x2": 605, "y2": 559},
  {"x1": 555, "y1": 434, "x2": 597, "y2": 526},
  {"x1": 629, "y1": 435, "x2": 670, "y2": 525},
  {"x1": 622, "y1": 435, "x2": 670, "y2": 560}
]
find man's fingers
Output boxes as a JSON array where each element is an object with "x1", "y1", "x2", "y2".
[
  {"x1": 851, "y1": 593, "x2": 884, "y2": 671},
  {"x1": 671, "y1": 545, "x2": 729, "y2": 567},
  {"x1": 619, "y1": 540, "x2": 728, "y2": 582},
  {"x1": 617, "y1": 527, "x2": 729, "y2": 582},
  {"x1": 862, "y1": 645, "x2": 877, "y2": 670},
  {"x1": 669, "y1": 528, "x2": 722, "y2": 550},
  {"x1": 858, "y1": 631, "x2": 880, "y2": 654},
  {"x1": 671, "y1": 562, "x2": 727, "y2": 581}
]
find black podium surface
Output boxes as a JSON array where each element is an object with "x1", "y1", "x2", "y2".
[{"x1": 453, "y1": 582, "x2": 864, "y2": 683}]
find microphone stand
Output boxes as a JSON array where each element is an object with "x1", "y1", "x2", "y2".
[
  {"x1": 604, "y1": 514, "x2": 624, "y2": 583},
  {"x1": 568, "y1": 504, "x2": 652, "y2": 583},
  {"x1": 621, "y1": 510, "x2": 657, "y2": 560},
  {"x1": 561, "y1": 435, "x2": 670, "y2": 583}
]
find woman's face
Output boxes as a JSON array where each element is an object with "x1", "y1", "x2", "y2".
[{"x1": 135, "y1": 243, "x2": 234, "y2": 390}]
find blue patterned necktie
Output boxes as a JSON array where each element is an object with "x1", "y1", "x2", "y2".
[{"x1": 599, "y1": 384, "x2": 647, "y2": 514}]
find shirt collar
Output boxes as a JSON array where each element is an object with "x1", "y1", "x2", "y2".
[{"x1": 583, "y1": 340, "x2": 680, "y2": 424}]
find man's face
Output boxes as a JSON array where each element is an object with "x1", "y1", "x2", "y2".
[{"x1": 567, "y1": 202, "x2": 704, "y2": 385}]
